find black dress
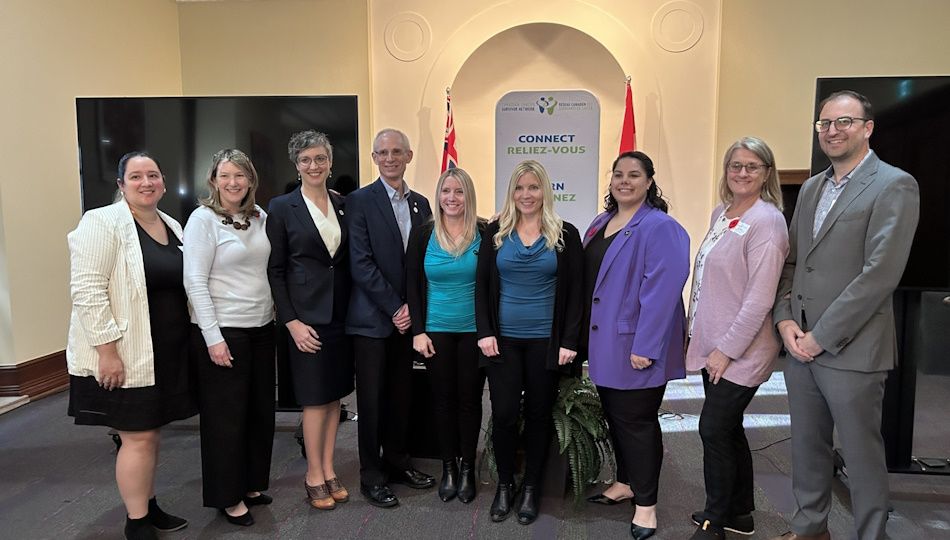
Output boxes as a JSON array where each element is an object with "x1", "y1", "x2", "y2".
[{"x1": 68, "y1": 221, "x2": 197, "y2": 431}]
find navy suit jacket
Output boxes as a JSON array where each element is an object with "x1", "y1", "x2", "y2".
[
  {"x1": 266, "y1": 188, "x2": 348, "y2": 326},
  {"x1": 345, "y1": 178, "x2": 432, "y2": 337}
]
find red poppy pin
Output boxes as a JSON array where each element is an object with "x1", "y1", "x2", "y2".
[{"x1": 728, "y1": 218, "x2": 740, "y2": 229}]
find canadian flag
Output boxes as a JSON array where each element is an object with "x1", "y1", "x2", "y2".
[{"x1": 441, "y1": 90, "x2": 459, "y2": 172}]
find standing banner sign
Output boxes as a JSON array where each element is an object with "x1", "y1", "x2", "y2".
[{"x1": 495, "y1": 90, "x2": 600, "y2": 229}]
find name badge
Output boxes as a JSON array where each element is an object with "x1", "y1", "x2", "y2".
[{"x1": 729, "y1": 221, "x2": 750, "y2": 236}]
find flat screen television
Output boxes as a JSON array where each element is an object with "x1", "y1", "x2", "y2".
[
  {"x1": 75, "y1": 95, "x2": 360, "y2": 223},
  {"x1": 811, "y1": 77, "x2": 950, "y2": 290}
]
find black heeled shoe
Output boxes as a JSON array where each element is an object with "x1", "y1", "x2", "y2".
[
  {"x1": 516, "y1": 485, "x2": 540, "y2": 525},
  {"x1": 146, "y1": 497, "x2": 187, "y2": 532},
  {"x1": 219, "y1": 507, "x2": 254, "y2": 527},
  {"x1": 439, "y1": 459, "x2": 459, "y2": 502},
  {"x1": 630, "y1": 522, "x2": 657, "y2": 540},
  {"x1": 124, "y1": 515, "x2": 157, "y2": 540},
  {"x1": 489, "y1": 482, "x2": 516, "y2": 522},
  {"x1": 457, "y1": 460, "x2": 476, "y2": 503}
]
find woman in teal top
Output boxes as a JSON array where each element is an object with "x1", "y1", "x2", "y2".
[{"x1": 406, "y1": 167, "x2": 485, "y2": 505}]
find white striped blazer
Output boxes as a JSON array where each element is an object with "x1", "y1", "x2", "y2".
[{"x1": 66, "y1": 199, "x2": 183, "y2": 388}]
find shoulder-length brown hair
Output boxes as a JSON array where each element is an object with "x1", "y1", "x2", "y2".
[{"x1": 200, "y1": 148, "x2": 261, "y2": 218}]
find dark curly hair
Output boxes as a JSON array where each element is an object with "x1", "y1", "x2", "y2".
[{"x1": 604, "y1": 151, "x2": 669, "y2": 213}]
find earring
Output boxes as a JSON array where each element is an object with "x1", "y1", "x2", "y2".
[
  {"x1": 328, "y1": 171, "x2": 333, "y2": 179},
  {"x1": 297, "y1": 173, "x2": 302, "y2": 183}
]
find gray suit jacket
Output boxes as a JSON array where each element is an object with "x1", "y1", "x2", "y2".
[{"x1": 773, "y1": 152, "x2": 920, "y2": 372}]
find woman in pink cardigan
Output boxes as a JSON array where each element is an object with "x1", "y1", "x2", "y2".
[{"x1": 685, "y1": 137, "x2": 789, "y2": 540}]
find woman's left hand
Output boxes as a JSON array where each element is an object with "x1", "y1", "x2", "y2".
[
  {"x1": 558, "y1": 347, "x2": 577, "y2": 366},
  {"x1": 208, "y1": 341, "x2": 233, "y2": 368},
  {"x1": 630, "y1": 354, "x2": 653, "y2": 370},
  {"x1": 705, "y1": 349, "x2": 731, "y2": 384}
]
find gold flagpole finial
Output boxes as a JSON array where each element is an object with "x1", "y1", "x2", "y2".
[
  {"x1": 625, "y1": 75, "x2": 632, "y2": 84},
  {"x1": 446, "y1": 86, "x2": 451, "y2": 95}
]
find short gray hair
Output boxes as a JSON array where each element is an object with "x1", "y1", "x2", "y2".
[
  {"x1": 373, "y1": 128, "x2": 411, "y2": 153},
  {"x1": 288, "y1": 130, "x2": 333, "y2": 164}
]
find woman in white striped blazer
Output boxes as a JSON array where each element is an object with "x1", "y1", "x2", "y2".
[{"x1": 67, "y1": 151, "x2": 197, "y2": 540}]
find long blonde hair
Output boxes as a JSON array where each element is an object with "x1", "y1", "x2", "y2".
[
  {"x1": 494, "y1": 160, "x2": 563, "y2": 249},
  {"x1": 433, "y1": 167, "x2": 478, "y2": 257}
]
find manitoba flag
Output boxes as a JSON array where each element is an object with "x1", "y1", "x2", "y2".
[
  {"x1": 441, "y1": 91, "x2": 459, "y2": 172},
  {"x1": 619, "y1": 78, "x2": 637, "y2": 153}
]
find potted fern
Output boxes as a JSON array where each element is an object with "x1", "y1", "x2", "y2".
[{"x1": 481, "y1": 375, "x2": 614, "y2": 502}]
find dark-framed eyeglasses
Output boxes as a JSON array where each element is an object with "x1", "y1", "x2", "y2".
[
  {"x1": 727, "y1": 162, "x2": 769, "y2": 174},
  {"x1": 814, "y1": 116, "x2": 870, "y2": 133}
]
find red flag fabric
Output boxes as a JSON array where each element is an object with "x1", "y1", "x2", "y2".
[
  {"x1": 619, "y1": 80, "x2": 637, "y2": 153},
  {"x1": 441, "y1": 92, "x2": 459, "y2": 172}
]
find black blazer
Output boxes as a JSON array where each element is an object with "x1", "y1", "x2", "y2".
[
  {"x1": 406, "y1": 219, "x2": 486, "y2": 336},
  {"x1": 266, "y1": 188, "x2": 349, "y2": 326},
  {"x1": 345, "y1": 178, "x2": 432, "y2": 338},
  {"x1": 474, "y1": 220, "x2": 584, "y2": 373}
]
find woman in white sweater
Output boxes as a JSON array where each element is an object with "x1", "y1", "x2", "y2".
[{"x1": 183, "y1": 149, "x2": 275, "y2": 527}]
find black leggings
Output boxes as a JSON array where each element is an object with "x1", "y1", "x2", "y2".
[
  {"x1": 425, "y1": 332, "x2": 484, "y2": 463},
  {"x1": 485, "y1": 337, "x2": 559, "y2": 486},
  {"x1": 598, "y1": 384, "x2": 666, "y2": 506}
]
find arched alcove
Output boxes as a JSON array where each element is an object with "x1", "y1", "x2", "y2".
[{"x1": 449, "y1": 23, "x2": 626, "y2": 217}]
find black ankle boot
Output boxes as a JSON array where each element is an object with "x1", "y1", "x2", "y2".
[
  {"x1": 457, "y1": 460, "x2": 476, "y2": 503},
  {"x1": 438, "y1": 459, "x2": 459, "y2": 502},
  {"x1": 124, "y1": 515, "x2": 158, "y2": 540},
  {"x1": 517, "y1": 485, "x2": 540, "y2": 525},
  {"x1": 490, "y1": 482, "x2": 516, "y2": 522},
  {"x1": 147, "y1": 497, "x2": 188, "y2": 532}
]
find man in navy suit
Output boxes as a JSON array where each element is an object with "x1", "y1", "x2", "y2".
[{"x1": 346, "y1": 128, "x2": 434, "y2": 507}]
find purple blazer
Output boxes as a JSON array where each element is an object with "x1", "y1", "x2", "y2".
[{"x1": 583, "y1": 204, "x2": 690, "y2": 390}]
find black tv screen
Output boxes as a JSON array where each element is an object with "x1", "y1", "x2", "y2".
[
  {"x1": 75, "y1": 95, "x2": 360, "y2": 223},
  {"x1": 811, "y1": 77, "x2": 950, "y2": 289}
]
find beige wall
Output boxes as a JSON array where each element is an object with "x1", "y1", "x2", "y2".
[
  {"x1": 0, "y1": 0, "x2": 182, "y2": 367},
  {"x1": 176, "y1": 0, "x2": 373, "y2": 180},
  {"x1": 716, "y1": 0, "x2": 950, "y2": 171}
]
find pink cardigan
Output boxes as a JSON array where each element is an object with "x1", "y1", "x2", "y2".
[{"x1": 686, "y1": 198, "x2": 789, "y2": 387}]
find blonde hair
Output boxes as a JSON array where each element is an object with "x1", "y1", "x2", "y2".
[
  {"x1": 433, "y1": 168, "x2": 478, "y2": 257},
  {"x1": 200, "y1": 149, "x2": 260, "y2": 218},
  {"x1": 719, "y1": 137, "x2": 784, "y2": 211},
  {"x1": 494, "y1": 160, "x2": 563, "y2": 250}
]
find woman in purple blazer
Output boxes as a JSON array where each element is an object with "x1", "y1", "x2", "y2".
[
  {"x1": 583, "y1": 151, "x2": 690, "y2": 540},
  {"x1": 685, "y1": 137, "x2": 788, "y2": 540}
]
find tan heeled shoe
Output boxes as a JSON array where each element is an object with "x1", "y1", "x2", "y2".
[
  {"x1": 305, "y1": 482, "x2": 336, "y2": 510},
  {"x1": 326, "y1": 477, "x2": 349, "y2": 503}
]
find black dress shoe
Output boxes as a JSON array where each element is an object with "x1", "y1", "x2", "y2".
[
  {"x1": 688, "y1": 520, "x2": 725, "y2": 540},
  {"x1": 389, "y1": 467, "x2": 436, "y2": 489},
  {"x1": 690, "y1": 511, "x2": 755, "y2": 535},
  {"x1": 586, "y1": 493, "x2": 631, "y2": 505},
  {"x1": 146, "y1": 497, "x2": 188, "y2": 532},
  {"x1": 360, "y1": 484, "x2": 399, "y2": 508},
  {"x1": 630, "y1": 522, "x2": 656, "y2": 540},
  {"x1": 457, "y1": 460, "x2": 476, "y2": 503},
  {"x1": 218, "y1": 508, "x2": 254, "y2": 527},
  {"x1": 489, "y1": 482, "x2": 516, "y2": 522},
  {"x1": 124, "y1": 515, "x2": 158, "y2": 540},
  {"x1": 439, "y1": 460, "x2": 459, "y2": 502},
  {"x1": 243, "y1": 493, "x2": 273, "y2": 507},
  {"x1": 516, "y1": 485, "x2": 540, "y2": 525}
]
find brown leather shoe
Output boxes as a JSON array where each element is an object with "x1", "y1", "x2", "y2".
[
  {"x1": 326, "y1": 477, "x2": 349, "y2": 503},
  {"x1": 305, "y1": 482, "x2": 336, "y2": 510},
  {"x1": 770, "y1": 531, "x2": 831, "y2": 540}
]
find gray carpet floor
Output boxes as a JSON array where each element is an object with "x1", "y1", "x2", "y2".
[{"x1": 1, "y1": 365, "x2": 948, "y2": 539}]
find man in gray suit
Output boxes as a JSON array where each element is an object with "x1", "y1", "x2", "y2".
[{"x1": 771, "y1": 90, "x2": 919, "y2": 540}]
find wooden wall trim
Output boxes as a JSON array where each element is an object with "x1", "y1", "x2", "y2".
[
  {"x1": 0, "y1": 350, "x2": 68, "y2": 398},
  {"x1": 779, "y1": 169, "x2": 811, "y2": 186}
]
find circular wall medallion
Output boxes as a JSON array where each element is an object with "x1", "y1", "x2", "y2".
[
  {"x1": 384, "y1": 12, "x2": 432, "y2": 62},
  {"x1": 651, "y1": 1, "x2": 704, "y2": 53}
]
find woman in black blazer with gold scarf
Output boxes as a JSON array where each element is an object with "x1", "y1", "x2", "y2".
[{"x1": 266, "y1": 130, "x2": 353, "y2": 511}]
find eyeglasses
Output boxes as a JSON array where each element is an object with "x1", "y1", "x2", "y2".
[
  {"x1": 727, "y1": 162, "x2": 769, "y2": 174},
  {"x1": 814, "y1": 116, "x2": 870, "y2": 133},
  {"x1": 373, "y1": 149, "x2": 407, "y2": 159},
  {"x1": 297, "y1": 155, "x2": 328, "y2": 166}
]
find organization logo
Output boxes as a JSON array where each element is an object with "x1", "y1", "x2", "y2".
[{"x1": 536, "y1": 96, "x2": 558, "y2": 115}]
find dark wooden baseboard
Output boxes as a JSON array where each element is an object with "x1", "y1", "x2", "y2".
[
  {"x1": 0, "y1": 350, "x2": 68, "y2": 398},
  {"x1": 779, "y1": 168, "x2": 811, "y2": 185}
]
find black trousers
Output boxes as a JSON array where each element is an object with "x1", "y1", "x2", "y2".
[
  {"x1": 425, "y1": 332, "x2": 484, "y2": 463},
  {"x1": 485, "y1": 337, "x2": 559, "y2": 486},
  {"x1": 353, "y1": 332, "x2": 414, "y2": 487},
  {"x1": 192, "y1": 324, "x2": 275, "y2": 508},
  {"x1": 698, "y1": 369, "x2": 759, "y2": 524},
  {"x1": 597, "y1": 384, "x2": 666, "y2": 506}
]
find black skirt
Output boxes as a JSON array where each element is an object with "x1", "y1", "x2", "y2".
[{"x1": 288, "y1": 322, "x2": 354, "y2": 406}]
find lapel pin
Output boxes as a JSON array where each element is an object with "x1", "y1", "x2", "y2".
[
  {"x1": 624, "y1": 230, "x2": 631, "y2": 236},
  {"x1": 413, "y1": 207, "x2": 419, "y2": 213},
  {"x1": 338, "y1": 209, "x2": 344, "y2": 215}
]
